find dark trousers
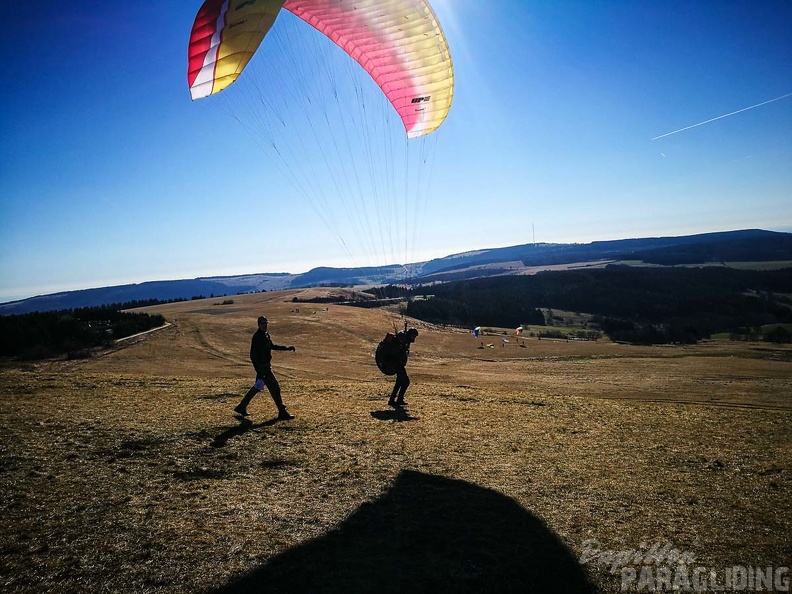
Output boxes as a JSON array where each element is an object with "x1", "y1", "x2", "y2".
[
  {"x1": 239, "y1": 367, "x2": 285, "y2": 411},
  {"x1": 390, "y1": 366, "x2": 410, "y2": 402}
]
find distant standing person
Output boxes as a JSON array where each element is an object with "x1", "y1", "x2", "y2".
[
  {"x1": 388, "y1": 328, "x2": 419, "y2": 407},
  {"x1": 235, "y1": 316, "x2": 296, "y2": 420}
]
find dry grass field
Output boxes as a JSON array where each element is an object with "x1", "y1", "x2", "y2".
[{"x1": 2, "y1": 288, "x2": 790, "y2": 593}]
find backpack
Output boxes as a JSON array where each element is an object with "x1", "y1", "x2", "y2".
[{"x1": 375, "y1": 332, "x2": 401, "y2": 376}]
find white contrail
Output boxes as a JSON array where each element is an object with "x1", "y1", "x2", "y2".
[{"x1": 651, "y1": 92, "x2": 792, "y2": 140}]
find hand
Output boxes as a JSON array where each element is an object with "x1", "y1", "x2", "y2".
[{"x1": 288, "y1": 346, "x2": 296, "y2": 351}]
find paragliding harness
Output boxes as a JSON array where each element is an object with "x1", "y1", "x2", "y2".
[
  {"x1": 375, "y1": 331, "x2": 402, "y2": 376},
  {"x1": 376, "y1": 320, "x2": 412, "y2": 376}
]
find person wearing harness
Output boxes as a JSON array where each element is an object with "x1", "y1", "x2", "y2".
[
  {"x1": 388, "y1": 328, "x2": 418, "y2": 407},
  {"x1": 235, "y1": 316, "x2": 296, "y2": 420}
]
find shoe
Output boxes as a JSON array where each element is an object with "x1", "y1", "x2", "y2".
[
  {"x1": 395, "y1": 400, "x2": 407, "y2": 406},
  {"x1": 234, "y1": 405, "x2": 250, "y2": 417},
  {"x1": 277, "y1": 410, "x2": 295, "y2": 420}
]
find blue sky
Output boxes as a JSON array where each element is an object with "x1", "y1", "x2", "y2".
[{"x1": 2, "y1": 1, "x2": 790, "y2": 303}]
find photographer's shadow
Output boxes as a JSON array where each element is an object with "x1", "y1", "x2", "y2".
[{"x1": 214, "y1": 469, "x2": 595, "y2": 593}]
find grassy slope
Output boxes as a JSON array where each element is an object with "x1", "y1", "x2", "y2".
[{"x1": 1, "y1": 288, "x2": 790, "y2": 593}]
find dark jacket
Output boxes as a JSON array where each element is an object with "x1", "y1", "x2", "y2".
[
  {"x1": 394, "y1": 331, "x2": 412, "y2": 367},
  {"x1": 250, "y1": 330, "x2": 289, "y2": 374}
]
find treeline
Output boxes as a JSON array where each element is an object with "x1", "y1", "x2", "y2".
[
  {"x1": 406, "y1": 290, "x2": 546, "y2": 328},
  {"x1": 363, "y1": 285, "x2": 407, "y2": 299},
  {"x1": 0, "y1": 304, "x2": 166, "y2": 360},
  {"x1": 407, "y1": 266, "x2": 792, "y2": 344}
]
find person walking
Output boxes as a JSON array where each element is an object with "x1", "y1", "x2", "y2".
[
  {"x1": 235, "y1": 316, "x2": 296, "y2": 420},
  {"x1": 388, "y1": 328, "x2": 418, "y2": 407}
]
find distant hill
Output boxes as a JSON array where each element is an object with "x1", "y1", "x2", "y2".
[
  {"x1": 407, "y1": 265, "x2": 792, "y2": 344},
  {"x1": 2, "y1": 229, "x2": 790, "y2": 315},
  {"x1": 418, "y1": 229, "x2": 792, "y2": 277}
]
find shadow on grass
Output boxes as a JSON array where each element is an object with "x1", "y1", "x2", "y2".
[
  {"x1": 210, "y1": 417, "x2": 279, "y2": 448},
  {"x1": 197, "y1": 392, "x2": 240, "y2": 401},
  {"x1": 370, "y1": 408, "x2": 418, "y2": 422},
  {"x1": 213, "y1": 470, "x2": 596, "y2": 593}
]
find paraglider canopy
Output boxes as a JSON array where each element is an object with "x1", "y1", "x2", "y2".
[{"x1": 187, "y1": 0, "x2": 454, "y2": 138}]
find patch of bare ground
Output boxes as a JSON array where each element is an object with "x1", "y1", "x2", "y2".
[{"x1": 1, "y1": 290, "x2": 790, "y2": 592}]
